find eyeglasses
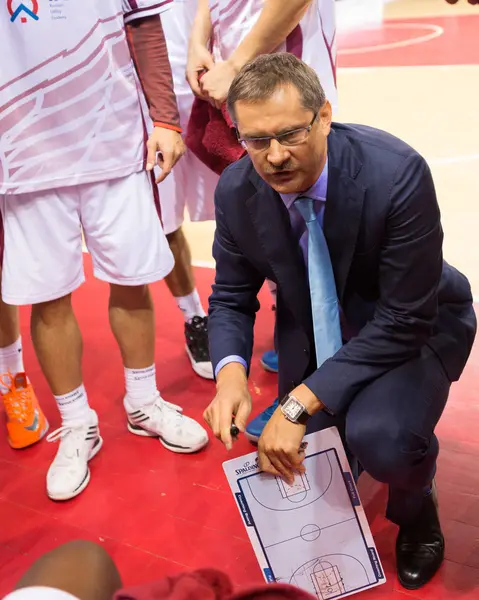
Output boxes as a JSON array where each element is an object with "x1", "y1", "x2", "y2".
[{"x1": 237, "y1": 113, "x2": 317, "y2": 152}]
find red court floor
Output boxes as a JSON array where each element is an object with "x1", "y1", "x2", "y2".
[{"x1": 0, "y1": 263, "x2": 478, "y2": 599}]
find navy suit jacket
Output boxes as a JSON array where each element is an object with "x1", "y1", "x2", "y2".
[{"x1": 208, "y1": 123, "x2": 476, "y2": 415}]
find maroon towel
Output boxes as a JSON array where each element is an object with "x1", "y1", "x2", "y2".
[
  {"x1": 185, "y1": 98, "x2": 245, "y2": 175},
  {"x1": 115, "y1": 569, "x2": 317, "y2": 600}
]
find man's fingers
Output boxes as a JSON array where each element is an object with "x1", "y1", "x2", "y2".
[
  {"x1": 234, "y1": 400, "x2": 250, "y2": 433},
  {"x1": 204, "y1": 405, "x2": 222, "y2": 440},
  {"x1": 186, "y1": 69, "x2": 202, "y2": 95},
  {"x1": 203, "y1": 53, "x2": 215, "y2": 71},
  {"x1": 257, "y1": 452, "x2": 282, "y2": 478},
  {"x1": 155, "y1": 152, "x2": 173, "y2": 184},
  {"x1": 219, "y1": 405, "x2": 234, "y2": 451},
  {"x1": 268, "y1": 454, "x2": 295, "y2": 484},
  {"x1": 282, "y1": 447, "x2": 305, "y2": 473},
  {"x1": 258, "y1": 442, "x2": 295, "y2": 484},
  {"x1": 146, "y1": 142, "x2": 156, "y2": 171}
]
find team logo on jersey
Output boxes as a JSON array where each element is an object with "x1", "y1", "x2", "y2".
[{"x1": 7, "y1": 1, "x2": 39, "y2": 23}]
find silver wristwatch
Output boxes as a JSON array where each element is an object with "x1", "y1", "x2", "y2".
[{"x1": 280, "y1": 394, "x2": 310, "y2": 424}]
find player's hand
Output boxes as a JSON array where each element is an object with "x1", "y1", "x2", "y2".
[
  {"x1": 199, "y1": 60, "x2": 238, "y2": 109},
  {"x1": 146, "y1": 127, "x2": 185, "y2": 184},
  {"x1": 258, "y1": 407, "x2": 306, "y2": 485},
  {"x1": 203, "y1": 363, "x2": 252, "y2": 451},
  {"x1": 186, "y1": 43, "x2": 215, "y2": 98}
]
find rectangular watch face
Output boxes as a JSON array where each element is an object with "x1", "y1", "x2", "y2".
[{"x1": 284, "y1": 398, "x2": 303, "y2": 420}]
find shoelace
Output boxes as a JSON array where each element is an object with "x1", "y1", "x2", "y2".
[
  {"x1": 46, "y1": 425, "x2": 78, "y2": 444},
  {"x1": 154, "y1": 396, "x2": 184, "y2": 431},
  {"x1": 1, "y1": 371, "x2": 31, "y2": 423},
  {"x1": 47, "y1": 423, "x2": 93, "y2": 465}
]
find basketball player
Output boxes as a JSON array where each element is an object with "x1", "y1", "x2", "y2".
[
  {"x1": 186, "y1": 0, "x2": 338, "y2": 440},
  {"x1": 0, "y1": 0, "x2": 208, "y2": 502},
  {"x1": 158, "y1": 0, "x2": 218, "y2": 381}
]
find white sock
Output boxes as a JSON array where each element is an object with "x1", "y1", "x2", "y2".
[
  {"x1": 0, "y1": 336, "x2": 25, "y2": 393},
  {"x1": 175, "y1": 289, "x2": 206, "y2": 323},
  {"x1": 54, "y1": 384, "x2": 93, "y2": 426},
  {"x1": 124, "y1": 364, "x2": 157, "y2": 409}
]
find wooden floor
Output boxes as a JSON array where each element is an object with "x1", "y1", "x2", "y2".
[{"x1": 184, "y1": 0, "x2": 479, "y2": 298}]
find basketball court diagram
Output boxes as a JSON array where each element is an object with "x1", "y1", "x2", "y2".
[{"x1": 224, "y1": 429, "x2": 385, "y2": 599}]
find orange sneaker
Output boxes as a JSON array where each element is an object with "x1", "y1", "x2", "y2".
[{"x1": 1, "y1": 372, "x2": 49, "y2": 449}]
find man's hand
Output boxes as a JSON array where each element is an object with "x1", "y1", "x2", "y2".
[
  {"x1": 258, "y1": 383, "x2": 323, "y2": 484},
  {"x1": 258, "y1": 407, "x2": 306, "y2": 485},
  {"x1": 146, "y1": 127, "x2": 185, "y2": 183},
  {"x1": 199, "y1": 60, "x2": 238, "y2": 108},
  {"x1": 186, "y1": 43, "x2": 215, "y2": 98},
  {"x1": 203, "y1": 363, "x2": 252, "y2": 450}
]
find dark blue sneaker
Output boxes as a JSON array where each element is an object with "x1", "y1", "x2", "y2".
[
  {"x1": 260, "y1": 350, "x2": 278, "y2": 373},
  {"x1": 245, "y1": 398, "x2": 279, "y2": 443}
]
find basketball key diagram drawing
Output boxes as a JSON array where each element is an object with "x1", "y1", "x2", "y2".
[
  {"x1": 245, "y1": 453, "x2": 334, "y2": 511},
  {"x1": 290, "y1": 554, "x2": 371, "y2": 600}
]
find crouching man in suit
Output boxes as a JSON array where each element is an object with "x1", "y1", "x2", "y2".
[{"x1": 203, "y1": 53, "x2": 476, "y2": 590}]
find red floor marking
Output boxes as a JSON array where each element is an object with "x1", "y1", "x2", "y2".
[{"x1": 338, "y1": 15, "x2": 479, "y2": 68}]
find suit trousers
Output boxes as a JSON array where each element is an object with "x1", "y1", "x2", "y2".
[{"x1": 305, "y1": 345, "x2": 451, "y2": 525}]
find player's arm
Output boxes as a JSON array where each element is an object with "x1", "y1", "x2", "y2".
[
  {"x1": 200, "y1": 0, "x2": 312, "y2": 106},
  {"x1": 125, "y1": 15, "x2": 185, "y2": 182},
  {"x1": 229, "y1": 0, "x2": 313, "y2": 71},
  {"x1": 186, "y1": 0, "x2": 215, "y2": 97}
]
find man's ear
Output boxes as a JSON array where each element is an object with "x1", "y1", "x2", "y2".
[{"x1": 319, "y1": 100, "x2": 332, "y2": 134}]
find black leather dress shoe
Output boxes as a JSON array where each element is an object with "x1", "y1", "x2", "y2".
[{"x1": 396, "y1": 484, "x2": 445, "y2": 590}]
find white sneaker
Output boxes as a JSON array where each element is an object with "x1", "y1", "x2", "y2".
[
  {"x1": 46, "y1": 410, "x2": 103, "y2": 501},
  {"x1": 124, "y1": 392, "x2": 208, "y2": 454}
]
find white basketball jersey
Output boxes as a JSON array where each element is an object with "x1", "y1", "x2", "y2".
[
  {"x1": 0, "y1": 0, "x2": 173, "y2": 195},
  {"x1": 208, "y1": 0, "x2": 337, "y2": 110}
]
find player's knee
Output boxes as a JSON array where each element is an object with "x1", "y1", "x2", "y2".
[
  {"x1": 346, "y1": 419, "x2": 429, "y2": 485},
  {"x1": 109, "y1": 283, "x2": 150, "y2": 305},
  {"x1": 31, "y1": 294, "x2": 73, "y2": 325},
  {"x1": 49, "y1": 541, "x2": 121, "y2": 590},
  {"x1": 166, "y1": 226, "x2": 185, "y2": 248}
]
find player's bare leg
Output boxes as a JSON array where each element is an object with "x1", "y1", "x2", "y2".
[
  {"x1": 109, "y1": 283, "x2": 155, "y2": 370},
  {"x1": 165, "y1": 227, "x2": 213, "y2": 380},
  {"x1": 0, "y1": 273, "x2": 48, "y2": 449},
  {"x1": 31, "y1": 294, "x2": 101, "y2": 501},
  {"x1": 31, "y1": 295, "x2": 83, "y2": 396},
  {"x1": 109, "y1": 282, "x2": 208, "y2": 454}
]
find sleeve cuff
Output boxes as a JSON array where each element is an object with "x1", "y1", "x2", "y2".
[
  {"x1": 215, "y1": 355, "x2": 248, "y2": 379},
  {"x1": 153, "y1": 121, "x2": 182, "y2": 133},
  {"x1": 123, "y1": 1, "x2": 173, "y2": 24}
]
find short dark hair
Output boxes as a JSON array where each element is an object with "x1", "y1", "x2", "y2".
[{"x1": 227, "y1": 53, "x2": 326, "y2": 123}]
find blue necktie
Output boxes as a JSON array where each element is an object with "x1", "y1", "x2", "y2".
[{"x1": 295, "y1": 197, "x2": 342, "y2": 367}]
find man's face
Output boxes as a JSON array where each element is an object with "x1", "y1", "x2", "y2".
[{"x1": 235, "y1": 85, "x2": 331, "y2": 194}]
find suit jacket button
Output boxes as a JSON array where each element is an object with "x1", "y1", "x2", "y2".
[{"x1": 303, "y1": 348, "x2": 308, "y2": 354}]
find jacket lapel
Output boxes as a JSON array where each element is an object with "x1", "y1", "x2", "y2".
[
  {"x1": 245, "y1": 171, "x2": 313, "y2": 335},
  {"x1": 324, "y1": 129, "x2": 366, "y2": 303}
]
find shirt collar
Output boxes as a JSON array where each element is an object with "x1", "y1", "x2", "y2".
[{"x1": 280, "y1": 158, "x2": 328, "y2": 210}]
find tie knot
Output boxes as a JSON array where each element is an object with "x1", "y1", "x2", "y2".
[{"x1": 295, "y1": 196, "x2": 316, "y2": 223}]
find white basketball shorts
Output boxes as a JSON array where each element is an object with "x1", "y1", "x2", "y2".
[
  {"x1": 0, "y1": 170, "x2": 174, "y2": 306},
  {"x1": 158, "y1": 4, "x2": 219, "y2": 235}
]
